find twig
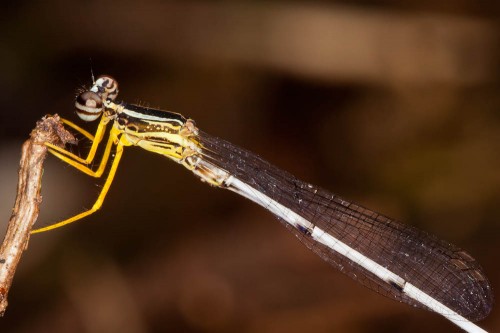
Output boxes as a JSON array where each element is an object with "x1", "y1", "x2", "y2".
[{"x1": 0, "y1": 115, "x2": 76, "y2": 316}]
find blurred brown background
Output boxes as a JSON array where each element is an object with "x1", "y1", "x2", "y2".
[{"x1": 0, "y1": 1, "x2": 499, "y2": 332}]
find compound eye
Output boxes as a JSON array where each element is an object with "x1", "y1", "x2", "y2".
[
  {"x1": 95, "y1": 75, "x2": 119, "y2": 101},
  {"x1": 75, "y1": 91, "x2": 103, "y2": 122}
]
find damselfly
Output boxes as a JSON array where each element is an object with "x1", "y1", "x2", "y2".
[{"x1": 32, "y1": 75, "x2": 493, "y2": 333}]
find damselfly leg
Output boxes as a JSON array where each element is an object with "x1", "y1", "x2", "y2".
[
  {"x1": 44, "y1": 116, "x2": 108, "y2": 165},
  {"x1": 31, "y1": 126, "x2": 126, "y2": 234}
]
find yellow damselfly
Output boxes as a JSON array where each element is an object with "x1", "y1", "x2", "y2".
[{"x1": 32, "y1": 75, "x2": 492, "y2": 333}]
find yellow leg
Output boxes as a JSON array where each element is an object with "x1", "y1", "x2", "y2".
[
  {"x1": 61, "y1": 118, "x2": 96, "y2": 141},
  {"x1": 31, "y1": 132, "x2": 127, "y2": 234},
  {"x1": 45, "y1": 117, "x2": 109, "y2": 165},
  {"x1": 48, "y1": 129, "x2": 116, "y2": 178}
]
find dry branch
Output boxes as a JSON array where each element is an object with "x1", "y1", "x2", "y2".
[{"x1": 0, "y1": 115, "x2": 76, "y2": 316}]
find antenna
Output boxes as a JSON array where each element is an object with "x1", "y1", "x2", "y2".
[{"x1": 89, "y1": 58, "x2": 95, "y2": 84}]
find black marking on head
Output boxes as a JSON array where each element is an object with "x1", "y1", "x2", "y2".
[
  {"x1": 75, "y1": 91, "x2": 104, "y2": 121},
  {"x1": 95, "y1": 75, "x2": 119, "y2": 101},
  {"x1": 76, "y1": 91, "x2": 102, "y2": 110}
]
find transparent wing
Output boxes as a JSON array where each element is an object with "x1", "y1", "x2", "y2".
[{"x1": 199, "y1": 131, "x2": 493, "y2": 322}]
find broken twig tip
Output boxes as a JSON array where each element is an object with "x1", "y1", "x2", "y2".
[{"x1": 0, "y1": 115, "x2": 75, "y2": 315}]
